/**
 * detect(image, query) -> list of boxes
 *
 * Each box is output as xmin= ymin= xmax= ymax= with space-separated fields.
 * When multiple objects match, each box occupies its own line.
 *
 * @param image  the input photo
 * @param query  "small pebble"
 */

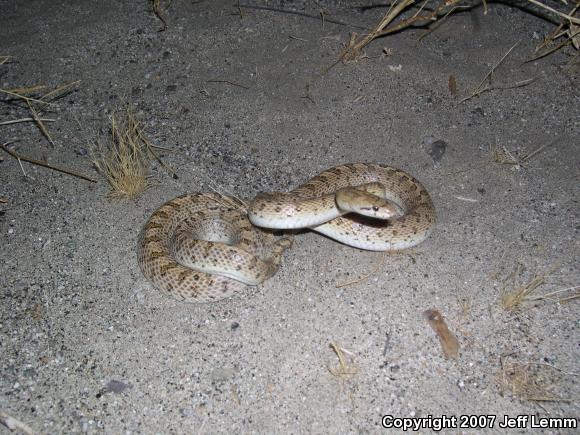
xmin=428 ymin=140 xmax=447 ymax=162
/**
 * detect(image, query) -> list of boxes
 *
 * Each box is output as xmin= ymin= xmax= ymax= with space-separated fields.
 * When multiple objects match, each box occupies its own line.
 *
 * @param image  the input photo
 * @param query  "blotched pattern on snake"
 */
xmin=138 ymin=163 xmax=436 ymax=303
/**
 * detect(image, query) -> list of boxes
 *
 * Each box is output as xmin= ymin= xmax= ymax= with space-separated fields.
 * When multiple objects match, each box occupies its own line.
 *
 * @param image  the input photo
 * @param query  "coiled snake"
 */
xmin=138 ymin=163 xmax=436 ymax=303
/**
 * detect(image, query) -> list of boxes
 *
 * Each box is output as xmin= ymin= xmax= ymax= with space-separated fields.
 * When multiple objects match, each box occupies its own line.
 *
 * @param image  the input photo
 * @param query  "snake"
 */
xmin=138 ymin=163 xmax=436 ymax=303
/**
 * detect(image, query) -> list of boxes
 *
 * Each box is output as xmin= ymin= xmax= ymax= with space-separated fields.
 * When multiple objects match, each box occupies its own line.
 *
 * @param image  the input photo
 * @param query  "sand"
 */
xmin=1 ymin=1 xmax=578 ymax=433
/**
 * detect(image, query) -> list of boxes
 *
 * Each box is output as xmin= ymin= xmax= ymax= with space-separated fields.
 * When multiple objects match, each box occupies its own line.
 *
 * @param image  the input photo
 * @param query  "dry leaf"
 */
xmin=424 ymin=308 xmax=459 ymax=359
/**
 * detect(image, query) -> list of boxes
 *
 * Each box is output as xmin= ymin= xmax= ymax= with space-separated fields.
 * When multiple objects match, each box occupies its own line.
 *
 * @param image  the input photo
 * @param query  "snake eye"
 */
xmin=372 ymin=206 xmax=379 ymax=212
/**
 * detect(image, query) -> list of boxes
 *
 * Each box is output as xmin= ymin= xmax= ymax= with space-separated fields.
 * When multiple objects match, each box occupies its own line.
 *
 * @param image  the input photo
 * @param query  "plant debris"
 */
xmin=498 ymin=357 xmax=577 ymax=403
xmin=424 ymin=308 xmax=460 ymax=359
xmin=0 ymin=80 xmax=80 ymax=147
xmin=0 ymin=141 xmax=96 ymax=183
xmin=92 ymin=109 xmax=153 ymax=198
xmin=328 ymin=342 xmax=358 ymax=377
xmin=500 ymin=260 xmax=567 ymax=310
xmin=339 ymin=1 xmax=578 ymax=64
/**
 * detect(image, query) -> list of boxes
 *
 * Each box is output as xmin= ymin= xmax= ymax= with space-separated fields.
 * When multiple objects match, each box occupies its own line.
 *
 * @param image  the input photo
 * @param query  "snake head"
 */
xmin=336 ymin=187 xmax=404 ymax=220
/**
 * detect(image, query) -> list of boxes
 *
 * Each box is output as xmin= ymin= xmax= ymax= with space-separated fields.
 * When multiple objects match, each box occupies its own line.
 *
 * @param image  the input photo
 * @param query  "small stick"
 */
xmin=0 ymin=410 xmax=36 ymax=435
xmin=237 ymin=3 xmax=368 ymax=30
xmin=0 ymin=88 xmax=50 ymax=105
xmin=207 ymin=79 xmax=250 ymax=89
xmin=453 ymin=196 xmax=478 ymax=202
xmin=0 ymin=142 xmax=96 ymax=183
xmin=335 ymin=251 xmax=386 ymax=288
xmin=26 ymin=99 xmax=56 ymax=147
xmin=328 ymin=342 xmax=357 ymax=376
xmin=527 ymin=286 xmax=580 ymax=302
xmin=289 ymin=35 xmax=308 ymax=42
xmin=526 ymin=0 xmax=580 ymax=25
xmin=524 ymin=28 xmax=580 ymax=64
xmin=146 ymin=143 xmax=178 ymax=179
xmin=416 ymin=5 xmax=466 ymax=44
xmin=38 ymin=80 xmax=81 ymax=112
xmin=475 ymin=40 xmax=520 ymax=89
xmin=130 ymin=118 xmax=178 ymax=179
xmin=460 ymin=40 xmax=521 ymax=103
xmin=17 ymin=156 xmax=29 ymax=178
xmin=0 ymin=118 xmax=55 ymax=125
xmin=461 ymin=78 xmax=536 ymax=102
xmin=151 ymin=0 xmax=168 ymax=31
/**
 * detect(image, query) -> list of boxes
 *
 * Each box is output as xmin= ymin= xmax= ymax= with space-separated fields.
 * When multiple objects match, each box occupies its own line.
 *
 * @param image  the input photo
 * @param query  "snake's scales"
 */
xmin=138 ymin=163 xmax=436 ymax=302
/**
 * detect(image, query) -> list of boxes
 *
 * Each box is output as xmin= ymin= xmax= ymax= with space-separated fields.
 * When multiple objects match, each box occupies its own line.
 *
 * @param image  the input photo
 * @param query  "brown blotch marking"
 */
xmin=177 ymin=269 xmax=190 ymax=285
xmin=148 ymin=250 xmax=165 ymax=260
xmin=165 ymin=201 xmax=181 ymax=210
xmin=145 ymin=221 xmax=164 ymax=231
xmin=143 ymin=235 xmax=163 ymax=245
xmin=239 ymin=238 xmax=252 ymax=250
xmin=193 ymin=273 xmax=200 ymax=281
xmin=155 ymin=210 xmax=169 ymax=220
xmin=160 ymin=263 xmax=179 ymax=274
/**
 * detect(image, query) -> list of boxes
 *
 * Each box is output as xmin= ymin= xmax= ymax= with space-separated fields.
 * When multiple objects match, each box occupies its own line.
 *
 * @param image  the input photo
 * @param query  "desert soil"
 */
xmin=0 ymin=0 xmax=578 ymax=434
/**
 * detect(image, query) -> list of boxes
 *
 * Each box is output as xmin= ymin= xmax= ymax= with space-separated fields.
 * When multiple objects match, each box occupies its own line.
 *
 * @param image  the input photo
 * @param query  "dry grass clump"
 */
xmin=489 ymin=139 xmax=557 ymax=169
xmin=500 ymin=258 xmax=579 ymax=310
xmin=92 ymin=109 xmax=151 ymax=198
xmin=501 ymin=264 xmax=555 ymax=310
xmin=497 ymin=358 xmax=575 ymax=403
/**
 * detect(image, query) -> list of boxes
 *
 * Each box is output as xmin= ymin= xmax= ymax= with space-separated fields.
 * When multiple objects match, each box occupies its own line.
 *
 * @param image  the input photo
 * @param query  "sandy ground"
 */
xmin=1 ymin=0 xmax=579 ymax=434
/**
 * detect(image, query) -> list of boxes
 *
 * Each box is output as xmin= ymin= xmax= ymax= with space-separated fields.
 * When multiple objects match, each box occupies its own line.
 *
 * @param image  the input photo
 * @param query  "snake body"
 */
xmin=137 ymin=193 xmax=292 ymax=302
xmin=138 ymin=163 xmax=436 ymax=303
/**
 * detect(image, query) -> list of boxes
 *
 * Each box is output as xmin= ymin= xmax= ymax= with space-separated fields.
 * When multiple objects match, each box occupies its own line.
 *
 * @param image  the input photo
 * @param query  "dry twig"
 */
xmin=0 ymin=410 xmax=35 ymax=435
xmin=151 ymin=0 xmax=168 ymax=31
xmin=0 ymin=81 xmax=80 ymax=147
xmin=237 ymin=3 xmax=367 ymax=29
xmin=335 ymin=252 xmax=386 ymax=288
xmin=0 ymin=118 xmax=55 ymax=126
xmin=0 ymin=142 xmax=96 ymax=183
xmin=328 ymin=342 xmax=358 ymax=377
xmin=460 ymin=41 xmax=536 ymax=103
xmin=207 ymin=79 xmax=250 ymax=89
